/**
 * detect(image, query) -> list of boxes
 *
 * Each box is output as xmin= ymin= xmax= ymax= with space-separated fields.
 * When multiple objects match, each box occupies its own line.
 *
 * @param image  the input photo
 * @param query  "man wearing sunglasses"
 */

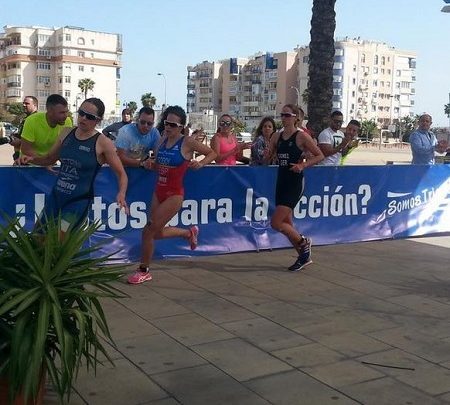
xmin=115 ymin=106 xmax=160 ymax=169
xmin=317 ymin=110 xmax=348 ymax=166
xmin=20 ymin=94 xmax=72 ymax=159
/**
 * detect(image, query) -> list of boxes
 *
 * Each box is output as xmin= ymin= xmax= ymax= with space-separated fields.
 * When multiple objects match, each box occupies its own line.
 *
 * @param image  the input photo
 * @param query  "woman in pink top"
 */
xmin=210 ymin=114 xmax=251 ymax=165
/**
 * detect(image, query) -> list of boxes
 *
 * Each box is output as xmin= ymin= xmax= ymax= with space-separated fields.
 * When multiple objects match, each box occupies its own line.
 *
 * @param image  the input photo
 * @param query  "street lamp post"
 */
xmin=289 ymin=86 xmax=301 ymax=106
xmin=157 ymin=73 xmax=167 ymax=110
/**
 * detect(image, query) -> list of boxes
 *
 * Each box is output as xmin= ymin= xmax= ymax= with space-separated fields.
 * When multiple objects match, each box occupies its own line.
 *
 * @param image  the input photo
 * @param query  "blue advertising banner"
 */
xmin=0 ymin=165 xmax=449 ymax=261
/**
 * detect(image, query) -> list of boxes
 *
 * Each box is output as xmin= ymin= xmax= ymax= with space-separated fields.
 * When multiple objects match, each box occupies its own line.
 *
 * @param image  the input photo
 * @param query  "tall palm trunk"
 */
xmin=307 ymin=0 xmax=336 ymax=134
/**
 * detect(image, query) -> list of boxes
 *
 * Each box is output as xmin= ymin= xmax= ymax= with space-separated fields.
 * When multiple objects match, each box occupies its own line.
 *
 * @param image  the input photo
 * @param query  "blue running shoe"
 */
xmin=288 ymin=238 xmax=312 ymax=272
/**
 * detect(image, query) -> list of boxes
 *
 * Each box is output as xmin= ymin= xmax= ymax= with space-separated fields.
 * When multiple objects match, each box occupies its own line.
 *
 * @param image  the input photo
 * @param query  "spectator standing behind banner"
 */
xmin=115 ymin=107 xmax=160 ymax=169
xmin=340 ymin=119 xmax=361 ymax=165
xmin=20 ymin=94 xmax=72 ymax=158
xmin=317 ymin=110 xmax=350 ymax=166
xmin=410 ymin=114 xmax=448 ymax=164
xmin=251 ymin=116 xmax=276 ymax=166
xmin=210 ymin=114 xmax=251 ymax=165
xmin=102 ymin=108 xmax=133 ymax=141
xmin=20 ymin=98 xmax=128 ymax=234
xmin=127 ymin=105 xmax=216 ymax=285
xmin=268 ymin=104 xmax=324 ymax=272
xmin=11 ymin=96 xmax=39 ymax=163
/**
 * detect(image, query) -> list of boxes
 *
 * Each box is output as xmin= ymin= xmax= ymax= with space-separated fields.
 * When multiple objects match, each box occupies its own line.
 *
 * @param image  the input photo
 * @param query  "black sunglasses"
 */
xmin=139 ymin=119 xmax=154 ymax=126
xmin=164 ymin=120 xmax=183 ymax=128
xmin=280 ymin=113 xmax=296 ymax=118
xmin=78 ymin=109 xmax=99 ymax=121
xmin=219 ymin=121 xmax=232 ymax=127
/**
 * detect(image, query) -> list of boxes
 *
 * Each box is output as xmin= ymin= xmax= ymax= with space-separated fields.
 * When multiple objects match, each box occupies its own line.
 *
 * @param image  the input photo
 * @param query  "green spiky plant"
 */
xmin=0 ymin=216 xmax=128 ymax=404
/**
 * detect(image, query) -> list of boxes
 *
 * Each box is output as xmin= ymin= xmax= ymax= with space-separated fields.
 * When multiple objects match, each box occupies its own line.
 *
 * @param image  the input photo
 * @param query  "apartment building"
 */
xmin=0 ymin=25 xmax=122 ymax=118
xmin=297 ymin=38 xmax=417 ymax=128
xmin=186 ymin=60 xmax=222 ymax=114
xmin=188 ymin=52 xmax=297 ymax=129
xmin=188 ymin=39 xmax=416 ymax=131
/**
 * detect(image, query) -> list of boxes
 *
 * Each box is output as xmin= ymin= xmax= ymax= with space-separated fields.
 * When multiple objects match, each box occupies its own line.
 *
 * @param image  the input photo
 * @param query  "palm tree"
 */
xmin=360 ymin=119 xmax=377 ymax=141
xmin=126 ymin=101 xmax=138 ymax=115
xmin=78 ymin=78 xmax=95 ymax=99
xmin=444 ymin=103 xmax=450 ymax=120
xmin=307 ymin=0 xmax=337 ymax=135
xmin=141 ymin=93 xmax=156 ymax=108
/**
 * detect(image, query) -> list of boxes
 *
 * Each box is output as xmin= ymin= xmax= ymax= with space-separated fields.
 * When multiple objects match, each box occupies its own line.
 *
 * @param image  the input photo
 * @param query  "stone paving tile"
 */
xmin=106 ymin=306 xmax=161 ymax=342
xmin=180 ymin=295 xmax=258 ymax=324
xmin=309 ymin=307 xmax=399 ymax=333
xmin=191 ymin=338 xmax=292 ymax=381
xmin=358 ymin=349 xmax=450 ymax=395
xmin=272 ymin=342 xmax=347 ymax=368
xmin=387 ymin=294 xmax=450 ymax=318
xmin=120 ymin=295 xmax=191 ymax=320
xmin=302 ymin=359 xmax=384 ymax=387
xmin=313 ymin=330 xmax=392 ymax=357
xmin=245 ymin=369 xmax=359 ymax=404
xmin=73 ymin=358 xmax=167 ymax=405
xmin=293 ymin=319 xmax=354 ymax=339
xmin=221 ymin=317 xmax=312 ymax=351
xmin=141 ymin=398 xmax=181 ymax=405
xmin=241 ymin=299 xmax=329 ymax=329
xmin=150 ymin=313 xmax=234 ymax=346
xmin=369 ymin=327 xmax=450 ymax=363
xmin=152 ymin=364 xmax=269 ymax=405
xmin=377 ymin=311 xmax=450 ymax=339
xmin=115 ymin=333 xmax=207 ymax=375
xmin=340 ymin=376 xmax=443 ymax=405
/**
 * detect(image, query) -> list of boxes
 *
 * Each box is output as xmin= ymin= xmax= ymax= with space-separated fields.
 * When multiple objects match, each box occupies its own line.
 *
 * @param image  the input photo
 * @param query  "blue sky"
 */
xmin=2 ymin=0 xmax=450 ymax=126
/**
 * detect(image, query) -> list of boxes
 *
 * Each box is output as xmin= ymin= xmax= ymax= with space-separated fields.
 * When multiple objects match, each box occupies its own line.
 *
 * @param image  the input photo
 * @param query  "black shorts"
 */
xmin=275 ymin=171 xmax=305 ymax=209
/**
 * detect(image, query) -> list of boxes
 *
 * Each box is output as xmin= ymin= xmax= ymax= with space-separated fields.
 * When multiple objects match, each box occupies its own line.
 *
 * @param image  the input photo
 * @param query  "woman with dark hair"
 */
xmin=21 ymin=97 xmax=129 ymax=233
xmin=269 ymin=104 xmax=324 ymax=272
xmin=251 ymin=116 xmax=276 ymax=165
xmin=210 ymin=114 xmax=251 ymax=165
xmin=128 ymin=105 xmax=216 ymax=284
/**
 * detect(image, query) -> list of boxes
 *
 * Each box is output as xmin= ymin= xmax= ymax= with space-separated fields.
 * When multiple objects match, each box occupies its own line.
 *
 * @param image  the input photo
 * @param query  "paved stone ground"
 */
xmin=41 ymin=235 xmax=450 ymax=404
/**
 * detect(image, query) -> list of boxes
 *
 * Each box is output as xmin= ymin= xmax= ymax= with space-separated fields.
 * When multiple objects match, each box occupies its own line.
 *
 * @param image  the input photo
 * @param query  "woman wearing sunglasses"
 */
xmin=21 ymin=98 xmax=129 ymax=233
xmin=210 ymin=114 xmax=251 ymax=165
xmin=128 ymin=105 xmax=216 ymax=285
xmin=268 ymin=104 xmax=324 ymax=272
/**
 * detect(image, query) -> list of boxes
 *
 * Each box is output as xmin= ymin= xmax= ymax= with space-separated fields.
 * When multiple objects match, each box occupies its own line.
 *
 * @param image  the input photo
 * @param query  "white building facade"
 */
xmin=0 ymin=25 xmax=122 ymax=118
xmin=297 ymin=38 xmax=417 ymax=128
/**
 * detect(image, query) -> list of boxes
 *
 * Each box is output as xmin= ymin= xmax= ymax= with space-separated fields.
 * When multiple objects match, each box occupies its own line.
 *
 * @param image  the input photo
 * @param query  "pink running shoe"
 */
xmin=127 ymin=267 xmax=152 ymax=284
xmin=188 ymin=226 xmax=199 ymax=250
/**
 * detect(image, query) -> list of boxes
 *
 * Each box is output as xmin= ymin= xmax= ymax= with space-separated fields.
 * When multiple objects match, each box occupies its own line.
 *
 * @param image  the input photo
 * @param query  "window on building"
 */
xmin=90 ymin=67 xmax=94 ymax=73
xmin=79 ymin=65 xmax=84 ymax=72
xmin=352 ymin=91 xmax=356 ymax=97
xmin=37 ymin=76 xmax=50 ymax=84
xmin=58 ymin=34 xmax=63 ymax=42
xmin=65 ymin=49 xmax=70 ymax=55
xmin=90 ymin=52 xmax=94 ymax=58
xmin=373 ymin=67 xmax=378 ymax=74
xmin=374 ymin=55 xmax=379 ymax=64
xmin=381 ymin=68 xmax=385 ymax=74
xmin=333 ymin=75 xmax=342 ymax=82
xmin=353 ymin=65 xmax=357 ymax=72
xmin=361 ymin=53 xmax=366 ymax=63
xmin=65 ymin=34 xmax=71 ymax=41
xmin=65 ymin=76 xmax=71 ymax=83
xmin=352 ymin=78 xmax=356 ymax=85
xmin=335 ymin=48 xmax=344 ymax=56
xmin=65 ymin=90 xmax=71 ymax=98
xmin=396 ymin=70 xmax=401 ymax=77
xmin=37 ymin=62 xmax=51 ymax=70
xmin=78 ymin=51 xmax=85 ymax=58
xmin=78 ymin=37 xmax=85 ymax=45
xmin=91 ymin=39 xmax=95 ymax=45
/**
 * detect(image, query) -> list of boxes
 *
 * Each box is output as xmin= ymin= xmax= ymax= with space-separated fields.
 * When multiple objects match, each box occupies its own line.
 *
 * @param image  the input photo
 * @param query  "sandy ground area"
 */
xmin=0 ymin=141 xmax=413 ymax=166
